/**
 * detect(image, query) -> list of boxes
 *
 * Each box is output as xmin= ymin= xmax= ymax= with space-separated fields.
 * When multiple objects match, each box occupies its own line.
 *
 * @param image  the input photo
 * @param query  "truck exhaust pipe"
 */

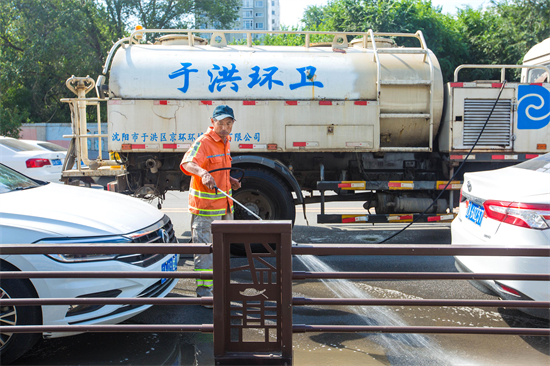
xmin=145 ymin=159 xmax=162 ymax=174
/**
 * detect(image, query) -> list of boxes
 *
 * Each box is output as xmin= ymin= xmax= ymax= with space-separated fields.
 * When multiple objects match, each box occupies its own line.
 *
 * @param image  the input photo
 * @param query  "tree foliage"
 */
xmin=0 ymin=0 xmax=239 ymax=129
xmin=456 ymin=0 xmax=550 ymax=80
xmin=296 ymin=0 xmax=549 ymax=82
xmin=0 ymin=0 xmax=115 ymax=125
xmin=102 ymin=0 xmax=240 ymax=39
xmin=299 ymin=0 xmax=468 ymax=82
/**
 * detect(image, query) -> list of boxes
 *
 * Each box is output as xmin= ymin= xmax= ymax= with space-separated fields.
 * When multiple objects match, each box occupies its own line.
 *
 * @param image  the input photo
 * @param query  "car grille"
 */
xmin=116 ymin=215 xmax=177 ymax=267
xmin=68 ymin=279 xmax=175 ymax=325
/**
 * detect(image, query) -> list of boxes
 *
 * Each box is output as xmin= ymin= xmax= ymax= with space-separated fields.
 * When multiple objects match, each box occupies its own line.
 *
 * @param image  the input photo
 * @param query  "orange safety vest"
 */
xmin=180 ymin=126 xmax=234 ymax=216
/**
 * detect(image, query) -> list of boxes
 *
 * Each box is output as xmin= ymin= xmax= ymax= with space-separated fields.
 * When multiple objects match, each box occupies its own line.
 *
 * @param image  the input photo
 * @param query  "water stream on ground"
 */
xmin=297 ymin=254 xmax=472 ymax=366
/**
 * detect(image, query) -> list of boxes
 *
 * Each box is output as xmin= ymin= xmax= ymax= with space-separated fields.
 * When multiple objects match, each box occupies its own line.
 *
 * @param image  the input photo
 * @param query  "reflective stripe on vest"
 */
xmin=183 ymin=141 xmax=201 ymax=163
xmin=189 ymin=188 xmax=232 ymax=200
xmin=189 ymin=206 xmax=228 ymax=216
xmin=195 ymin=268 xmax=213 ymax=287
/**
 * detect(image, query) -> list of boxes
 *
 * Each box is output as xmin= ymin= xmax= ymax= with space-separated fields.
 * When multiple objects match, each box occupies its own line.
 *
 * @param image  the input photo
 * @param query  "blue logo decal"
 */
xmin=517 ymin=85 xmax=550 ymax=130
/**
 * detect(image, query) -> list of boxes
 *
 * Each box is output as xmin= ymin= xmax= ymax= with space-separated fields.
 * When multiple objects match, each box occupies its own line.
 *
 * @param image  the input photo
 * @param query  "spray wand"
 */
xmin=208 ymin=167 xmax=263 ymax=220
xmin=213 ymin=184 xmax=263 ymax=221
xmin=208 ymin=167 xmax=299 ymax=245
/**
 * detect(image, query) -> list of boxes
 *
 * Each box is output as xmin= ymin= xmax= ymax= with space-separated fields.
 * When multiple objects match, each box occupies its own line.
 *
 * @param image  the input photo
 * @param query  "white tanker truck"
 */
xmin=61 ymin=29 xmax=550 ymax=224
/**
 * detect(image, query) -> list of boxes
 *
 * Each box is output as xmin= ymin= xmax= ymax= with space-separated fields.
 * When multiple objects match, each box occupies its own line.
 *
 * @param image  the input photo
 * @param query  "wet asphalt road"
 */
xmin=14 ymin=192 xmax=550 ymax=366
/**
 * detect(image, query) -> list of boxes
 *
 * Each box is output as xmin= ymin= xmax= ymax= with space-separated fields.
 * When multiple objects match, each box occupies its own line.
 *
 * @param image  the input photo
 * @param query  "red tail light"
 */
xmin=483 ymin=200 xmax=550 ymax=230
xmin=26 ymin=158 xmax=52 ymax=168
xmin=497 ymin=283 xmax=521 ymax=297
xmin=459 ymin=188 xmax=466 ymax=203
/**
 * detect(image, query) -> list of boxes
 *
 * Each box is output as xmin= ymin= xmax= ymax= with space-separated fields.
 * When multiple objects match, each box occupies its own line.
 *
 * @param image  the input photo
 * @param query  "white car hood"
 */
xmin=0 ymin=183 xmax=164 ymax=243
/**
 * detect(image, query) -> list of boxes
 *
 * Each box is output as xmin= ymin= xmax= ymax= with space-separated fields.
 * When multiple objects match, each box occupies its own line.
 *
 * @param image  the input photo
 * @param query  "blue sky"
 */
xmin=279 ymin=0 xmax=490 ymax=26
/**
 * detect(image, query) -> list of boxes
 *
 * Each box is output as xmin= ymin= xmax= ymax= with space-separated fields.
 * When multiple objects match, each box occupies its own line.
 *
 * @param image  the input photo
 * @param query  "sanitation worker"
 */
xmin=180 ymin=105 xmax=241 ymax=303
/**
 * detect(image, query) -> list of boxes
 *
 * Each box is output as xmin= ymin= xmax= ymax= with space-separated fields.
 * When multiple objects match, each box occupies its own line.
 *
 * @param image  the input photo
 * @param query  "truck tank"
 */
xmin=108 ymin=35 xmax=444 ymax=148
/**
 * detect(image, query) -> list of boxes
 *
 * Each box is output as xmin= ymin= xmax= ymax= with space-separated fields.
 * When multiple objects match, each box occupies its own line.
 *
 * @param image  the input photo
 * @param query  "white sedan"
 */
xmin=0 ymin=136 xmax=64 ymax=183
xmin=0 ymin=164 xmax=179 ymax=363
xmin=452 ymin=153 xmax=550 ymax=318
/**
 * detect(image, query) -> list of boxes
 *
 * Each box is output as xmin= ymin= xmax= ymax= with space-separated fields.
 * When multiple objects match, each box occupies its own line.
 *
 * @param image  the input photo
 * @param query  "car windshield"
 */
xmin=0 ymin=139 xmax=43 ymax=152
xmin=37 ymin=142 xmax=67 ymax=152
xmin=0 ymin=164 xmax=42 ymax=193
xmin=514 ymin=153 xmax=550 ymax=174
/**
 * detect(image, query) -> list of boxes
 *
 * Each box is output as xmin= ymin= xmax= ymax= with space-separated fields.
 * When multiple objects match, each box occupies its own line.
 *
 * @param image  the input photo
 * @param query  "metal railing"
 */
xmin=454 ymin=64 xmax=550 ymax=82
xmin=0 ymin=244 xmax=214 ymax=335
xmin=99 ymin=28 xmax=429 ymax=75
xmin=1 ymin=222 xmax=549 ymax=365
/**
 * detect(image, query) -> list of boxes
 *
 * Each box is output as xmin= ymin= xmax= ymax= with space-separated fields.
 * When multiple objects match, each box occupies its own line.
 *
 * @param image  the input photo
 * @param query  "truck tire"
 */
xmin=231 ymin=168 xmax=295 ymax=255
xmin=0 ymin=273 xmax=41 ymax=364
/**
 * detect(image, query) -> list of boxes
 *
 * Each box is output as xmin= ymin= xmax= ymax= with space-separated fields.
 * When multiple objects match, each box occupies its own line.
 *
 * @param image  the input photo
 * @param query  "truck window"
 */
xmin=527 ymin=64 xmax=550 ymax=83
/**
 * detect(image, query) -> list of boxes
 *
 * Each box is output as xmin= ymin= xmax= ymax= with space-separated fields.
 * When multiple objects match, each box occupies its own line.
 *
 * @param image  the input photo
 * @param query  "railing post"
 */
xmin=213 ymin=220 xmax=293 ymax=365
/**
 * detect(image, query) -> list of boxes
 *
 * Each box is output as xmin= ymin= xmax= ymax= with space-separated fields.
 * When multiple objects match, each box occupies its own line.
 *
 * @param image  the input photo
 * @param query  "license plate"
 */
xmin=161 ymin=254 xmax=178 ymax=284
xmin=52 ymin=159 xmax=62 ymax=166
xmin=465 ymin=201 xmax=484 ymax=226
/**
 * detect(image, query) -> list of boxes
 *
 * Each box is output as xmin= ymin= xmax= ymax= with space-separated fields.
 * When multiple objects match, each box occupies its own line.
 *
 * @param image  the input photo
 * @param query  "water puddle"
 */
xmin=297 ymin=255 xmax=472 ymax=366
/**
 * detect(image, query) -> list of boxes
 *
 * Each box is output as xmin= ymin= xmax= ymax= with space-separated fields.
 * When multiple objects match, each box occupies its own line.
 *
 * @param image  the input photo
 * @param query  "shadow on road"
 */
xmin=292 ymin=223 xmax=451 ymax=244
xmin=498 ymin=307 xmax=550 ymax=355
xmin=13 ymin=331 xmax=195 ymax=366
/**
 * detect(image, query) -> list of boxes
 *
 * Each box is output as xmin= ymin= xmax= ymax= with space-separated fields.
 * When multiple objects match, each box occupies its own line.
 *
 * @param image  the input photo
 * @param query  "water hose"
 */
xmin=378 ymin=81 xmax=509 ymax=244
xmin=208 ymin=167 xmax=262 ymax=220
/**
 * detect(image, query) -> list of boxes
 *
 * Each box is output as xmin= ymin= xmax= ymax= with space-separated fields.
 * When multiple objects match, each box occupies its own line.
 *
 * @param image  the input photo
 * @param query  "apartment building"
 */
xmin=197 ymin=0 xmax=280 ymax=43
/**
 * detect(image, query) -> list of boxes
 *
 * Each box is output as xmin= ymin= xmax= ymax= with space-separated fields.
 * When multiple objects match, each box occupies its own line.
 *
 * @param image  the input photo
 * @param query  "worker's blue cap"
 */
xmin=212 ymin=105 xmax=235 ymax=121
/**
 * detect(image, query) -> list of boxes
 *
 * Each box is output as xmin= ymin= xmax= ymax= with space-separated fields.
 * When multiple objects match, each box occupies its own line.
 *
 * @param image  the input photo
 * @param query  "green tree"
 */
xmin=0 ymin=0 xmax=240 ymax=133
xmin=0 ymin=0 xmax=114 ymax=124
xmin=299 ymin=0 xmax=468 ymax=82
xmin=456 ymin=0 xmax=550 ymax=81
xmin=102 ymin=0 xmax=240 ymax=37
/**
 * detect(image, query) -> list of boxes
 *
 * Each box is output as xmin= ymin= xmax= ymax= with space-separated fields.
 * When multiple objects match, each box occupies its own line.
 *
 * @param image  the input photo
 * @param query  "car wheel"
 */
xmin=231 ymin=169 xmax=295 ymax=256
xmin=0 ymin=274 xmax=41 ymax=364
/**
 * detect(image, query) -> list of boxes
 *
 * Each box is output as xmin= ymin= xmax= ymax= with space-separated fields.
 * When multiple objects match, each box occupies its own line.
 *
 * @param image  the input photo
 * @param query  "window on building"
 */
xmin=272 ymin=10 xmax=275 ymax=15
xmin=255 ymin=12 xmax=263 ymax=17
xmin=272 ymin=1 xmax=275 ymax=6
xmin=244 ymin=20 xmax=253 ymax=29
xmin=272 ymin=19 xmax=275 ymax=24
xmin=243 ymin=0 xmax=253 ymax=7
xmin=255 ymin=22 xmax=264 ymax=29
xmin=255 ymin=1 xmax=264 ymax=7
xmin=243 ymin=10 xmax=252 ymax=18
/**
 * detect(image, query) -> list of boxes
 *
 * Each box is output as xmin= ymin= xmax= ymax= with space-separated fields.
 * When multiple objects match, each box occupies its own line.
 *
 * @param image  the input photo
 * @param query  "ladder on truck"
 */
xmin=368 ymin=29 xmax=436 ymax=152
xmin=60 ymin=76 xmax=125 ymax=187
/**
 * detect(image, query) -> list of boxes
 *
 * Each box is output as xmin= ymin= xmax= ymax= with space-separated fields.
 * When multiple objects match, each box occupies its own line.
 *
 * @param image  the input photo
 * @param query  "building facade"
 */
xmin=198 ymin=0 xmax=280 ymax=43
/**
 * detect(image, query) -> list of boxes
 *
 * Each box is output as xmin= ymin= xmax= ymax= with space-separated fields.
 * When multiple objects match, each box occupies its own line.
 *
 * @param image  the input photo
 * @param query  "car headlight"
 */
xmin=36 ymin=236 xmax=131 ymax=263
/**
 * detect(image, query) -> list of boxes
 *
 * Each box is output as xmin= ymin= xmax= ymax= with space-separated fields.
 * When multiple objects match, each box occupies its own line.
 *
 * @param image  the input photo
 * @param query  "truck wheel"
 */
xmin=0 ymin=277 xmax=41 ymax=364
xmin=231 ymin=169 xmax=295 ymax=255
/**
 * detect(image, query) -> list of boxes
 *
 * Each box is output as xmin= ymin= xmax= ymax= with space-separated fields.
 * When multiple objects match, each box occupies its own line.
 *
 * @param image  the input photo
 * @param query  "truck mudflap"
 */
xmin=318 ymin=213 xmax=456 ymax=224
